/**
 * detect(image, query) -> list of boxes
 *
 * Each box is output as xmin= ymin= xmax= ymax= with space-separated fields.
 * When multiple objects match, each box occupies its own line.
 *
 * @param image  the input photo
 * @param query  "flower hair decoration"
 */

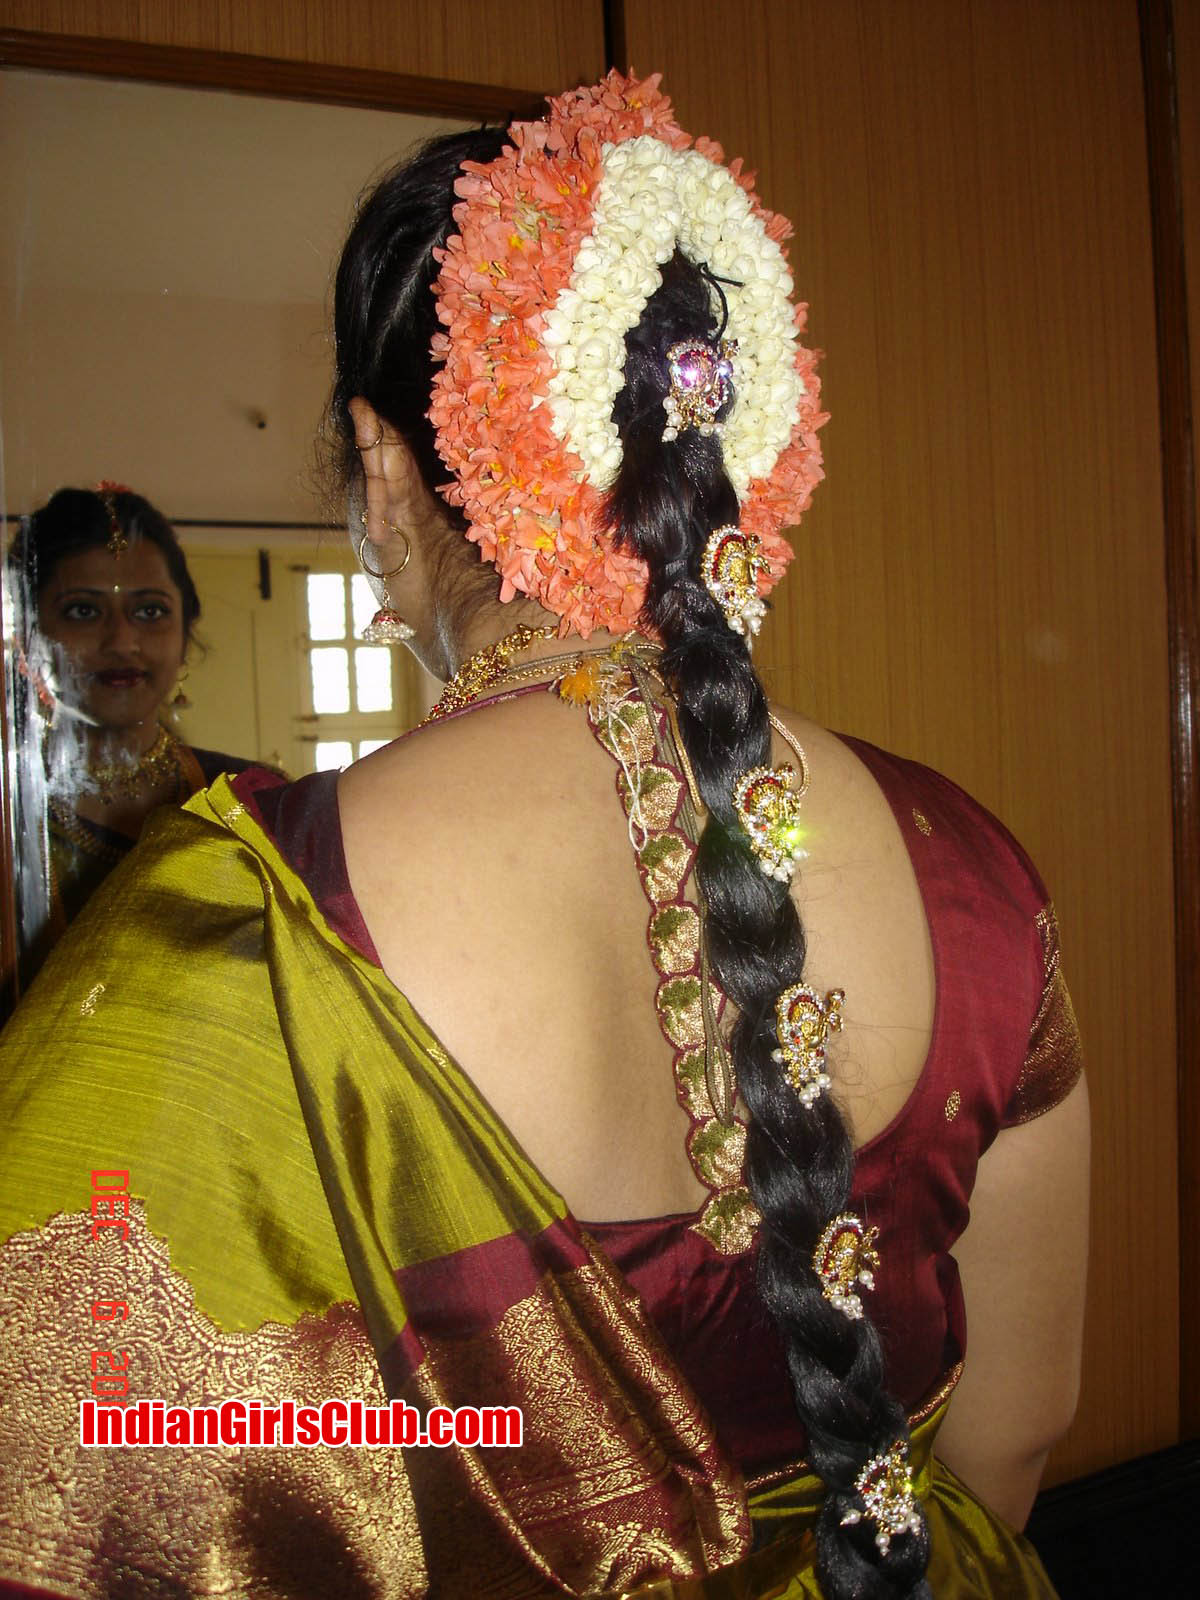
xmin=429 ymin=71 xmax=827 ymax=637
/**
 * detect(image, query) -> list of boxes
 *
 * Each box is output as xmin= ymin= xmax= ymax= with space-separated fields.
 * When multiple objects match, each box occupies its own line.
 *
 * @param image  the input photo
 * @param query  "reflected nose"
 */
xmin=101 ymin=611 xmax=141 ymax=657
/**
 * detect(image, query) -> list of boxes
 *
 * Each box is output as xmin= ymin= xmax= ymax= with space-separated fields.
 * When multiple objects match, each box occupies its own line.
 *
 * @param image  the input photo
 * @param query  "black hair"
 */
xmin=11 ymin=487 xmax=201 ymax=643
xmin=328 ymin=129 xmax=511 ymax=627
xmin=331 ymin=132 xmax=932 ymax=1599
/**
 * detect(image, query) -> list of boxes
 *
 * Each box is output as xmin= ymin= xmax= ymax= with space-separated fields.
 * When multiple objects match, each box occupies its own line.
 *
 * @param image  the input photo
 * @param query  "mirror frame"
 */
xmin=0 ymin=27 xmax=548 ymax=119
xmin=0 ymin=24 xmax=548 ymax=1006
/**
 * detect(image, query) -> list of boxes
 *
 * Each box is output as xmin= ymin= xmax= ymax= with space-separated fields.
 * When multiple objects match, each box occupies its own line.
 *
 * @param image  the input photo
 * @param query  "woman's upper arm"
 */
xmin=935 ymin=1072 xmax=1090 ymax=1522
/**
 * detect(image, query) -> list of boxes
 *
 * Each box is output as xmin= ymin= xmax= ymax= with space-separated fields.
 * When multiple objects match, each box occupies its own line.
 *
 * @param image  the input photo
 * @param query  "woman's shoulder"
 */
xmin=777 ymin=710 xmax=1051 ymax=919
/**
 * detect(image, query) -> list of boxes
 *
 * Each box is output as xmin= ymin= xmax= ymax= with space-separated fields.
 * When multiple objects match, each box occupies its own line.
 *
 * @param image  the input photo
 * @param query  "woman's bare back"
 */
xmin=338 ymin=688 xmax=934 ymax=1222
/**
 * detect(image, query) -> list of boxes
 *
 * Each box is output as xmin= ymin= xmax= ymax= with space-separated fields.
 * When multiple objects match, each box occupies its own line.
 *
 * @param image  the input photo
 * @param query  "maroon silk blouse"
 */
xmin=233 ymin=734 xmax=1081 ymax=1480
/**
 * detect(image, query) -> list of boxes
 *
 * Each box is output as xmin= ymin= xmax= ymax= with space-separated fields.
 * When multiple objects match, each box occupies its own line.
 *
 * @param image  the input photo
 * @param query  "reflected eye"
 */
xmin=133 ymin=602 xmax=173 ymax=623
xmin=59 ymin=601 xmax=101 ymax=623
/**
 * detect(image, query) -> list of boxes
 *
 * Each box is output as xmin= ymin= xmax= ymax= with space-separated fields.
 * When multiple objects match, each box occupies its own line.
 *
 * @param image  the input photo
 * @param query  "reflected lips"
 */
xmin=95 ymin=669 xmax=148 ymax=688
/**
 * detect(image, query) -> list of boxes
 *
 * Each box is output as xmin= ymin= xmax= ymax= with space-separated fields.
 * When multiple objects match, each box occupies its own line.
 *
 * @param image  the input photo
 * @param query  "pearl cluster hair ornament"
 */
xmin=840 ymin=1440 xmax=924 ymax=1556
xmin=733 ymin=763 xmax=808 ymax=881
xmin=702 ymin=525 xmax=768 ymax=637
xmin=773 ymin=983 xmax=844 ymax=1108
xmin=428 ymin=71 xmax=827 ymax=637
xmin=813 ymin=1213 xmax=880 ymax=1319
xmin=662 ymin=339 xmax=736 ymax=441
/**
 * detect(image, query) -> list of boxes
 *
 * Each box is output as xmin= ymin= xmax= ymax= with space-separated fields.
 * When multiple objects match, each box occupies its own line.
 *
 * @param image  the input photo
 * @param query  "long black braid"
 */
xmin=608 ymin=251 xmax=932 ymax=1599
xmin=332 ymin=134 xmax=932 ymax=1600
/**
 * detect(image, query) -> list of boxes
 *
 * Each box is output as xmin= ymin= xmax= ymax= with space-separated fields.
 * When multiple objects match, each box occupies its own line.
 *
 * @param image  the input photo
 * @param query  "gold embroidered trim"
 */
xmin=0 ymin=1204 xmax=426 ymax=1598
xmin=407 ymin=1248 xmax=749 ymax=1592
xmin=1009 ymin=905 xmax=1084 ymax=1125
xmin=585 ymin=678 xmax=760 ymax=1255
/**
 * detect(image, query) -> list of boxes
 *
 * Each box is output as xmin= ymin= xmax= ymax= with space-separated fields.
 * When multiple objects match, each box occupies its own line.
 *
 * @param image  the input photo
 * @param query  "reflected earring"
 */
xmin=169 ymin=665 xmax=192 ymax=721
xmin=357 ymin=523 xmax=415 ymax=643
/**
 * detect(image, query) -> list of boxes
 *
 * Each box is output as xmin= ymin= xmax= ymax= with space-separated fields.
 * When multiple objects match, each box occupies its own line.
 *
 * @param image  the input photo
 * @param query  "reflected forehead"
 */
xmin=43 ymin=542 xmax=179 ymax=599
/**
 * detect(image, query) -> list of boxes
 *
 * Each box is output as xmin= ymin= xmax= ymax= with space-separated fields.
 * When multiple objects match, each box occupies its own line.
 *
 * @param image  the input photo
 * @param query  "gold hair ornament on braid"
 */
xmin=813 ymin=1213 xmax=880 ymax=1320
xmin=772 ymin=983 xmax=845 ymax=1108
xmin=840 ymin=1440 xmax=924 ymax=1556
xmin=701 ymin=524 xmax=767 ymax=638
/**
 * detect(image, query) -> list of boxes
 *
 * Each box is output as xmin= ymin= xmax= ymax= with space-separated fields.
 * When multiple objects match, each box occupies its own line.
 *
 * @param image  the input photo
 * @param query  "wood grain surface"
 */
xmin=0 ymin=0 xmax=604 ymax=92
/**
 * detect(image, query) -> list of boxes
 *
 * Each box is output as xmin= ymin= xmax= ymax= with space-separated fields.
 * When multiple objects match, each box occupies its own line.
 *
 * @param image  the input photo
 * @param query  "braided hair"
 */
xmin=331 ymin=132 xmax=932 ymax=1600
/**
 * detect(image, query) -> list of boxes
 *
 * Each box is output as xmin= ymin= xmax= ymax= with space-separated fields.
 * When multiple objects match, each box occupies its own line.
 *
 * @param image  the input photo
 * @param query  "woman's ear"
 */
xmin=347 ymin=396 xmax=422 ymax=555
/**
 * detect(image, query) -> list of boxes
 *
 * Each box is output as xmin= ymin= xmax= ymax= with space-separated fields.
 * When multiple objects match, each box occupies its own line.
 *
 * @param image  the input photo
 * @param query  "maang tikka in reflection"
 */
xmin=357 ymin=522 xmax=415 ymax=643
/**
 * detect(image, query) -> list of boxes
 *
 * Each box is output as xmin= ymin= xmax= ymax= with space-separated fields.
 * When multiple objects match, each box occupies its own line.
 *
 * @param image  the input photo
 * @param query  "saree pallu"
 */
xmin=0 ymin=779 xmax=1057 ymax=1597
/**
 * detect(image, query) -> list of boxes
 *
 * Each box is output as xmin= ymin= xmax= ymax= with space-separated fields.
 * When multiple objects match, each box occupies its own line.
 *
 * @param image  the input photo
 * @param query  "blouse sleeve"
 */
xmin=1002 ymin=905 xmax=1084 ymax=1127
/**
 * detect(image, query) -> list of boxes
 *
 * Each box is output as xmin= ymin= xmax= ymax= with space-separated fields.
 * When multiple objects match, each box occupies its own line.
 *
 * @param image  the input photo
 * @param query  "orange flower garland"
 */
xmin=428 ymin=70 xmax=827 ymax=638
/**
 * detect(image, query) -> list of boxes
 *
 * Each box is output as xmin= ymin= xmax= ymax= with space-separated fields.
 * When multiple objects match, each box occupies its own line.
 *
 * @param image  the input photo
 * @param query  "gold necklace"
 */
xmin=421 ymin=624 xmax=558 ymax=723
xmin=87 ymin=725 xmax=184 ymax=804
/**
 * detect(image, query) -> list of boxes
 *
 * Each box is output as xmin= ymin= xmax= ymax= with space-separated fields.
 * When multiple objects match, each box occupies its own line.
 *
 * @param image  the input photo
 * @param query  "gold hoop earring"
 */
xmin=357 ymin=517 xmax=412 ymax=574
xmin=356 ymin=530 xmax=414 ymax=643
xmin=355 ymin=425 xmax=384 ymax=450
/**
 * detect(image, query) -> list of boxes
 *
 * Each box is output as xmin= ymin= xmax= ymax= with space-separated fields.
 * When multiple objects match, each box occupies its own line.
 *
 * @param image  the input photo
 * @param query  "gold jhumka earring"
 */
xmin=357 ymin=520 xmax=415 ymax=643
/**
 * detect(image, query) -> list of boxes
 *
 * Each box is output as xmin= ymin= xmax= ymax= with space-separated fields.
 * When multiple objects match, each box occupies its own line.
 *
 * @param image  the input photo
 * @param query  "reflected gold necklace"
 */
xmin=87 ymin=725 xmax=184 ymax=804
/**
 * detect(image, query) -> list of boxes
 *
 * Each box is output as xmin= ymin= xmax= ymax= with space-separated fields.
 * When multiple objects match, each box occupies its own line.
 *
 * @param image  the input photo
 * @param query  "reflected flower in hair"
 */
xmin=429 ymin=71 xmax=827 ymax=637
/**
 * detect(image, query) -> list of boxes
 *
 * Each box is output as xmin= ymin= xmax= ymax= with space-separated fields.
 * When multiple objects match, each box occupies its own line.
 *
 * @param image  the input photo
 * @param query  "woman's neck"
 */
xmin=86 ymin=720 xmax=165 ymax=767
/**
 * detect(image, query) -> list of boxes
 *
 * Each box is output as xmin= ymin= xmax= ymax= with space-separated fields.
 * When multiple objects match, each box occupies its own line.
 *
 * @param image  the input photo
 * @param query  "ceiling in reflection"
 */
xmin=1 ymin=71 xmax=469 ymax=526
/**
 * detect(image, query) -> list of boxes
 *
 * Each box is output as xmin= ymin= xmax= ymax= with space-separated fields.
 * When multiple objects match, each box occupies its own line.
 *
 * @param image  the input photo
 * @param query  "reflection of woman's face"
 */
xmin=38 ymin=543 xmax=187 ymax=735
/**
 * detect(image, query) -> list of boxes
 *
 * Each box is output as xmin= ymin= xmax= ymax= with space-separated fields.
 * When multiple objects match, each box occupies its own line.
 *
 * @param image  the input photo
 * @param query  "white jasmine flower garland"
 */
xmin=540 ymin=136 xmax=806 ymax=497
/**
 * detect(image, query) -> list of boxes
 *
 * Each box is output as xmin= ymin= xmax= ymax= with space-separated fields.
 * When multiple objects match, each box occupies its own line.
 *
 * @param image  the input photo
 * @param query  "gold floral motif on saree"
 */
xmin=0 ymin=1204 xmax=426 ymax=1599
xmin=402 ymin=1241 xmax=749 ymax=1597
xmin=584 ymin=678 xmax=760 ymax=1256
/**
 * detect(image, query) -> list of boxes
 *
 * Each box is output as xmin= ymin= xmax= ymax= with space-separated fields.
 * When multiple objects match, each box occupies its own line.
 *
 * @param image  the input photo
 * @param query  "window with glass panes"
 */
xmin=302 ymin=570 xmax=418 ymax=771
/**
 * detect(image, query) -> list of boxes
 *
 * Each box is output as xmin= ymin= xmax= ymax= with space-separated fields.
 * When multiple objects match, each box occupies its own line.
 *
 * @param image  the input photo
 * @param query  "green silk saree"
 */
xmin=0 ymin=777 xmax=1057 ymax=1597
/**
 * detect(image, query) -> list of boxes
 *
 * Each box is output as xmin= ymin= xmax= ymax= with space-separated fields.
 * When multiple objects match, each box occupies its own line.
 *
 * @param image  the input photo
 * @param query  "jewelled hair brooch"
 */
xmin=663 ymin=338 xmax=736 ymax=441
xmin=813 ymin=1212 xmax=880 ymax=1319
xmin=733 ymin=762 xmax=808 ymax=881
xmin=773 ymin=983 xmax=844 ymax=1108
xmin=840 ymin=1440 xmax=923 ymax=1555
xmin=702 ymin=525 xmax=767 ymax=638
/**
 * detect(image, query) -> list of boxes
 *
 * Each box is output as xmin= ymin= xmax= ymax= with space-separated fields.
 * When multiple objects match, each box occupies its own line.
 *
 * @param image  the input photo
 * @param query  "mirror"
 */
xmin=1 ymin=67 xmax=472 ymax=997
